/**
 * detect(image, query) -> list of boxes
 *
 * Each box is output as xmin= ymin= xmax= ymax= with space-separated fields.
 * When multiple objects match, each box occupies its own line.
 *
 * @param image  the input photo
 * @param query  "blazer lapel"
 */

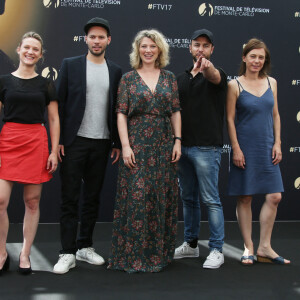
xmin=80 ymin=55 xmax=87 ymax=105
xmin=106 ymin=58 xmax=114 ymax=104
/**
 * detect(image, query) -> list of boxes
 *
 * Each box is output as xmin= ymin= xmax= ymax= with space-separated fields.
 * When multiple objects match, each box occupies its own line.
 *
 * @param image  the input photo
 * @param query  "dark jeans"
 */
xmin=59 ymin=136 xmax=110 ymax=254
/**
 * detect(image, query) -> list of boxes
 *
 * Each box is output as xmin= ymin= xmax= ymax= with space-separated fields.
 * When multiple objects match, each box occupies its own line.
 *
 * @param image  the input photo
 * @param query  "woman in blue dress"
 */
xmin=226 ymin=38 xmax=290 ymax=265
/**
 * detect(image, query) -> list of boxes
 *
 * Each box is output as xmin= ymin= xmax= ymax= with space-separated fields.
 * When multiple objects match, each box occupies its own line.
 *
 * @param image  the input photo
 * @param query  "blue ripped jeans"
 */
xmin=178 ymin=146 xmax=224 ymax=252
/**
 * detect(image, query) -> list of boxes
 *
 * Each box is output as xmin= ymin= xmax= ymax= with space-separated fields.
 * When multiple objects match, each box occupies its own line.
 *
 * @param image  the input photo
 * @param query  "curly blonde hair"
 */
xmin=129 ymin=29 xmax=169 ymax=69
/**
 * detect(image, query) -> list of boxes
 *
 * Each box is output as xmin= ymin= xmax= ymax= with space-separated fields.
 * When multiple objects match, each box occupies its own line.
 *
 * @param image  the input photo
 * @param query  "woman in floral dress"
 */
xmin=108 ymin=29 xmax=181 ymax=273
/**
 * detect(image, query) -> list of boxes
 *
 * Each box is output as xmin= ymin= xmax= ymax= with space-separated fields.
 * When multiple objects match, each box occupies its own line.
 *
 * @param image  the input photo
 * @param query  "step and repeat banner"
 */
xmin=0 ymin=0 xmax=299 ymax=222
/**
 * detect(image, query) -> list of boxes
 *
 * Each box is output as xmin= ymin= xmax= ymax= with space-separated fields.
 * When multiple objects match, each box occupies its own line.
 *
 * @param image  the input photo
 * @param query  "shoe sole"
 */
xmin=53 ymin=262 xmax=76 ymax=274
xmin=174 ymin=251 xmax=200 ymax=259
xmin=76 ymin=256 xmax=105 ymax=265
xmin=174 ymin=254 xmax=200 ymax=260
xmin=203 ymin=261 xmax=224 ymax=269
xmin=256 ymin=255 xmax=290 ymax=265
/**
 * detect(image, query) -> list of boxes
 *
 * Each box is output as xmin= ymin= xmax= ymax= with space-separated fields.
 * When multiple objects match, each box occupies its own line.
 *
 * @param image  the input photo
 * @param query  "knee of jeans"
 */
xmin=202 ymin=196 xmax=222 ymax=208
xmin=182 ymin=196 xmax=199 ymax=208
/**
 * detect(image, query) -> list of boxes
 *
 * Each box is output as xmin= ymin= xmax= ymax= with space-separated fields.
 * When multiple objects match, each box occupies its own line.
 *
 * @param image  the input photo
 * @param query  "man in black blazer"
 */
xmin=53 ymin=17 xmax=122 ymax=274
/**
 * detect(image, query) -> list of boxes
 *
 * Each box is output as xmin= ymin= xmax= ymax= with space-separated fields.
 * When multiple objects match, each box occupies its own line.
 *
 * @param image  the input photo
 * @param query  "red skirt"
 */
xmin=0 ymin=122 xmax=52 ymax=184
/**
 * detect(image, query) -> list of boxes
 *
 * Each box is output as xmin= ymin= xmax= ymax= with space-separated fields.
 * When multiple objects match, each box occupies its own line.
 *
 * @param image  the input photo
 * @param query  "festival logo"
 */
xmin=43 ymin=0 xmax=60 ymax=8
xmin=198 ymin=3 xmax=270 ymax=17
xmin=42 ymin=67 xmax=58 ymax=81
xmin=294 ymin=177 xmax=300 ymax=189
xmin=198 ymin=3 xmax=214 ymax=16
xmin=44 ymin=0 xmax=120 ymax=9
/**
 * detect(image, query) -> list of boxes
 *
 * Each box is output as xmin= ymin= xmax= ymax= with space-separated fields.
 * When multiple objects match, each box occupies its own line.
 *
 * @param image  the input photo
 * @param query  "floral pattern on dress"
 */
xmin=107 ymin=69 xmax=180 ymax=273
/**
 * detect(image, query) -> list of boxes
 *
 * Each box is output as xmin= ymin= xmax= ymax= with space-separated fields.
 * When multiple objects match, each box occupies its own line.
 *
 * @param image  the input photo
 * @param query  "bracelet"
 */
xmin=174 ymin=137 xmax=182 ymax=141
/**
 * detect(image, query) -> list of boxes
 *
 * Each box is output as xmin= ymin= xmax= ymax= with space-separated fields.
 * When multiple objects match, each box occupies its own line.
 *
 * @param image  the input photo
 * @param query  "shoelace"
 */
xmin=179 ymin=242 xmax=189 ymax=253
xmin=86 ymin=247 xmax=95 ymax=254
xmin=59 ymin=254 xmax=73 ymax=262
xmin=208 ymin=250 xmax=219 ymax=259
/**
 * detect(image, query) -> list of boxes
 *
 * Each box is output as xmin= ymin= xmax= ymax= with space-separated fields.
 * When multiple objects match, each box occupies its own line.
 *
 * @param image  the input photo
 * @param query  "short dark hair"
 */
xmin=239 ymin=38 xmax=271 ymax=77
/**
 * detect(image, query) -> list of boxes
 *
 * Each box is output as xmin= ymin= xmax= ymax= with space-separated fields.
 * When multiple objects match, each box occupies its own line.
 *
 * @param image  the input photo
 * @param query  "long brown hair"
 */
xmin=239 ymin=38 xmax=271 ymax=77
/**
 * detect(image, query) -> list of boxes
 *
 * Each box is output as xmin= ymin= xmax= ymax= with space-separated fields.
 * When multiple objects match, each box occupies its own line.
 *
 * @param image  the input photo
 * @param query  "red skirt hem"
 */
xmin=0 ymin=122 xmax=52 ymax=184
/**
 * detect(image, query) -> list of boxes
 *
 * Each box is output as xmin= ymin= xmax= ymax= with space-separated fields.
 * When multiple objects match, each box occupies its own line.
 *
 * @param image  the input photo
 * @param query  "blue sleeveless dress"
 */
xmin=228 ymin=78 xmax=284 ymax=196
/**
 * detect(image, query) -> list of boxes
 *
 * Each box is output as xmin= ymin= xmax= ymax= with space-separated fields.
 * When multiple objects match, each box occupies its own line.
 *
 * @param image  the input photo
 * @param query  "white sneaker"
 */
xmin=53 ymin=254 xmax=76 ymax=274
xmin=203 ymin=249 xmax=224 ymax=269
xmin=76 ymin=247 xmax=105 ymax=265
xmin=174 ymin=242 xmax=200 ymax=259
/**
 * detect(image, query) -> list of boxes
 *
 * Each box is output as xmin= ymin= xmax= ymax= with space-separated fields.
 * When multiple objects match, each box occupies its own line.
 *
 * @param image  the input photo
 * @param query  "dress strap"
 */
xmin=266 ymin=76 xmax=271 ymax=88
xmin=235 ymin=79 xmax=244 ymax=93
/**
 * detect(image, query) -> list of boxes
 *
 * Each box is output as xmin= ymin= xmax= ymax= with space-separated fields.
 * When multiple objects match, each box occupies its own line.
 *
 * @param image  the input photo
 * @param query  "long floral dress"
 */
xmin=107 ymin=69 xmax=180 ymax=273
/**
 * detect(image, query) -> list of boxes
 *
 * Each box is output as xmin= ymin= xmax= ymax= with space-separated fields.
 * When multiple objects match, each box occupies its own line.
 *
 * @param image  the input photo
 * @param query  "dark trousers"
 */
xmin=59 ymin=136 xmax=110 ymax=254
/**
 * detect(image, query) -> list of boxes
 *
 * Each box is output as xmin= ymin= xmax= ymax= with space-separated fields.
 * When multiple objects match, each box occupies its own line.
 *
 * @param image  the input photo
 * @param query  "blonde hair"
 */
xmin=18 ymin=31 xmax=45 ymax=55
xmin=129 ymin=29 xmax=169 ymax=69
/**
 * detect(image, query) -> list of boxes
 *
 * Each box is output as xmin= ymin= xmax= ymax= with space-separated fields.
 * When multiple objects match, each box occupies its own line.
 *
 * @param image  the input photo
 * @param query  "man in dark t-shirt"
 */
xmin=174 ymin=29 xmax=227 ymax=269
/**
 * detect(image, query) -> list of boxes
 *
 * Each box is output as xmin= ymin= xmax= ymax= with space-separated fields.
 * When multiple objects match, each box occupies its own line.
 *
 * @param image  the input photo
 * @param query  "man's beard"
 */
xmin=88 ymin=45 xmax=107 ymax=57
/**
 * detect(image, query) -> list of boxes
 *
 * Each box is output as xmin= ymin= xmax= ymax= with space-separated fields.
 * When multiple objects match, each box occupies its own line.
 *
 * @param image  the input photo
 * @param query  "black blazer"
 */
xmin=56 ymin=54 xmax=122 ymax=148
